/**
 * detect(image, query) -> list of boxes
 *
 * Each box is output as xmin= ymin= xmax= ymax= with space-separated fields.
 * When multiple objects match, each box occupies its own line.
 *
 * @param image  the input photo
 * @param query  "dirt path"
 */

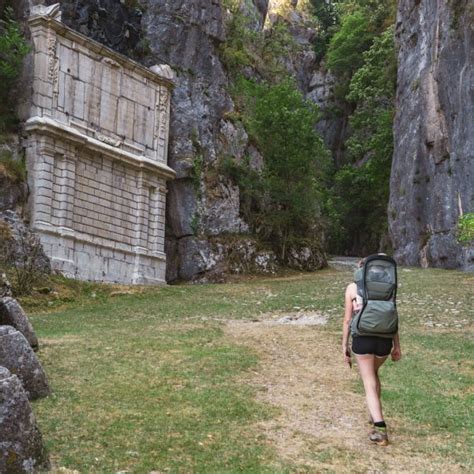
xmin=224 ymin=317 xmax=465 ymax=473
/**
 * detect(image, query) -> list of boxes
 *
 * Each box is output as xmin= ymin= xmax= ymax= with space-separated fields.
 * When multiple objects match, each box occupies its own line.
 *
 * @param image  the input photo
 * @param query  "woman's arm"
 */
xmin=342 ymin=284 xmax=354 ymax=365
xmin=391 ymin=332 xmax=402 ymax=361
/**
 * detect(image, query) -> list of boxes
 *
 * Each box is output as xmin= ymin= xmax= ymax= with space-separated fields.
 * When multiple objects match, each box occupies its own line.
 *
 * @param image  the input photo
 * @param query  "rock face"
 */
xmin=177 ymin=236 xmax=278 ymax=282
xmin=140 ymin=0 xmax=257 ymax=280
xmin=389 ymin=1 xmax=474 ymax=270
xmin=0 ymin=366 xmax=49 ymax=473
xmin=44 ymin=0 xmax=143 ymax=57
xmin=0 ymin=326 xmax=50 ymax=400
xmin=0 ymin=140 xmax=27 ymax=213
xmin=0 ymin=297 xmax=39 ymax=351
xmin=0 ymin=210 xmax=51 ymax=277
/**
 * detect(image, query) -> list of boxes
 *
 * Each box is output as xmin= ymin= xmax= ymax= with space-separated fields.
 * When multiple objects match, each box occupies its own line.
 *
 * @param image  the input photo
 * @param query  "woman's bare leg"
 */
xmin=356 ymin=354 xmax=388 ymax=422
xmin=374 ymin=355 xmax=387 ymax=399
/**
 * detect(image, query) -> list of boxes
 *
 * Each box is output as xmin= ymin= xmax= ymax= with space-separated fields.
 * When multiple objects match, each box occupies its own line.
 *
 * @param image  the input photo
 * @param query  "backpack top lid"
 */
xmin=356 ymin=254 xmax=397 ymax=302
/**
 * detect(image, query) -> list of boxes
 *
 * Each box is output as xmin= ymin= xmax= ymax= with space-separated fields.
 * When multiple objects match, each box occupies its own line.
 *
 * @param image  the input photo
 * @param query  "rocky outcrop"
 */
xmin=177 ymin=236 xmax=277 ymax=282
xmin=44 ymin=0 xmax=143 ymax=57
xmin=0 ymin=142 xmax=27 ymax=212
xmin=0 ymin=326 xmax=50 ymax=400
xmin=389 ymin=0 xmax=474 ymax=270
xmin=0 ymin=210 xmax=51 ymax=277
xmin=0 ymin=366 xmax=49 ymax=473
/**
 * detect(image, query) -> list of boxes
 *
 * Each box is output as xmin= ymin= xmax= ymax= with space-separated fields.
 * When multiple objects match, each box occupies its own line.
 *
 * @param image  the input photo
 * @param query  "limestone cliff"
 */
xmin=139 ymin=0 xmax=332 ymax=280
xmin=389 ymin=0 xmax=473 ymax=270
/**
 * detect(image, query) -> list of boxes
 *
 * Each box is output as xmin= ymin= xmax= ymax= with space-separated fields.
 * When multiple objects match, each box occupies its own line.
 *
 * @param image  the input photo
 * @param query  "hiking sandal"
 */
xmin=369 ymin=429 xmax=389 ymax=446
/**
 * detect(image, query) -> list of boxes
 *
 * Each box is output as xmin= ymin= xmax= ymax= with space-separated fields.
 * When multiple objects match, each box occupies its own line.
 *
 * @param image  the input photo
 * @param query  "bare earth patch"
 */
xmin=224 ymin=317 xmax=466 ymax=472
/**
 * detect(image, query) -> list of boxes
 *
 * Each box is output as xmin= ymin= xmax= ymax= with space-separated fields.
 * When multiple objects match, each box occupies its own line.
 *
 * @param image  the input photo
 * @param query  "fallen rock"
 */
xmin=0 ymin=326 xmax=50 ymax=400
xmin=0 ymin=366 xmax=50 ymax=473
xmin=0 ymin=297 xmax=39 ymax=351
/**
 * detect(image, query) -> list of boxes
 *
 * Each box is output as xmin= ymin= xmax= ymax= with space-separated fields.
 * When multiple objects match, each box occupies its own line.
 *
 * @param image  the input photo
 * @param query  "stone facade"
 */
xmin=25 ymin=4 xmax=175 ymax=284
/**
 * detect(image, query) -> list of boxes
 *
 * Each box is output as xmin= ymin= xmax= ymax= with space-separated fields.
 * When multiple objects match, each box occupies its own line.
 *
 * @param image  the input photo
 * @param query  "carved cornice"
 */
xmin=25 ymin=116 xmax=176 ymax=180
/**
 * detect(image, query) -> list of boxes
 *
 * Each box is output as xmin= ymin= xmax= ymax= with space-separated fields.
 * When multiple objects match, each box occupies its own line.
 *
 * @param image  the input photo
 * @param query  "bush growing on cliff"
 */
xmin=226 ymin=78 xmax=329 ymax=263
xmin=0 ymin=7 xmax=29 ymax=132
xmin=457 ymin=213 xmax=474 ymax=244
xmin=220 ymin=0 xmax=300 ymax=80
xmin=326 ymin=11 xmax=374 ymax=96
xmin=310 ymin=0 xmax=341 ymax=61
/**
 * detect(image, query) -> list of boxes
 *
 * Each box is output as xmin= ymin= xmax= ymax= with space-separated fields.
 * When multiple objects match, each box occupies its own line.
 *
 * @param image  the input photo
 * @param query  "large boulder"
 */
xmin=0 ymin=326 xmax=50 ymax=400
xmin=0 ymin=366 xmax=49 ymax=473
xmin=0 ymin=297 xmax=39 ymax=351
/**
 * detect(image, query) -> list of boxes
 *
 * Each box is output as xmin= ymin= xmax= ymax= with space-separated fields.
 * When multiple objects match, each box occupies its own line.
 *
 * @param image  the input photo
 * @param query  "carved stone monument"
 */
xmin=25 ymin=4 xmax=176 ymax=284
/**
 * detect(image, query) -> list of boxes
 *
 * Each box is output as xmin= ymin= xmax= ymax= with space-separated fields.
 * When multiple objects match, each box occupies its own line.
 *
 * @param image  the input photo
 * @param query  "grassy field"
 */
xmin=24 ymin=266 xmax=473 ymax=472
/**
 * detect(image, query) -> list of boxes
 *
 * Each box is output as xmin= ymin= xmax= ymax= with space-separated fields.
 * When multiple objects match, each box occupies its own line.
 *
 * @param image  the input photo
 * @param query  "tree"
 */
xmin=311 ymin=0 xmax=342 ymax=61
xmin=326 ymin=26 xmax=396 ymax=254
xmin=326 ymin=11 xmax=374 ymax=81
xmin=227 ymin=78 xmax=330 ymax=263
xmin=0 ymin=7 xmax=29 ymax=131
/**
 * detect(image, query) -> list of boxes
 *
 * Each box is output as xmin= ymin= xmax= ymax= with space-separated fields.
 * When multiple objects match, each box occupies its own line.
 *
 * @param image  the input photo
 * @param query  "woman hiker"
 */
xmin=342 ymin=257 xmax=402 ymax=446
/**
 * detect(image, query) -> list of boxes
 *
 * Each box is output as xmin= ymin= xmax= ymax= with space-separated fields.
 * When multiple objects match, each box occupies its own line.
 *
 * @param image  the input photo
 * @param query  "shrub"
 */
xmin=457 ymin=213 xmax=474 ymax=244
xmin=0 ymin=149 xmax=26 ymax=182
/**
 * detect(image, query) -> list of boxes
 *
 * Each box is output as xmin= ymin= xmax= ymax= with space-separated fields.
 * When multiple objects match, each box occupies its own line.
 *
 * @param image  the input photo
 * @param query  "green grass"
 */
xmin=27 ymin=267 xmax=473 ymax=471
xmin=35 ymin=322 xmax=281 ymax=472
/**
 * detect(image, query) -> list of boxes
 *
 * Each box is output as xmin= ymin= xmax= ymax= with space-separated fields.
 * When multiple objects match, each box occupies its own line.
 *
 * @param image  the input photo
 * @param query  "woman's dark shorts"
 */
xmin=352 ymin=336 xmax=393 ymax=357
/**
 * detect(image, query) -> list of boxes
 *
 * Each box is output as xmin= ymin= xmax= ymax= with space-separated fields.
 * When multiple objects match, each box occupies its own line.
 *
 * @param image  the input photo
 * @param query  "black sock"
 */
xmin=374 ymin=421 xmax=386 ymax=428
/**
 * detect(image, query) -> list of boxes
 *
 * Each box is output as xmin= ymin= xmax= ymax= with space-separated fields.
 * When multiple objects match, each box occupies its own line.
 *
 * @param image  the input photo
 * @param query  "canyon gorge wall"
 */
xmin=389 ymin=0 xmax=473 ymax=270
xmin=2 ymin=0 xmax=472 ymax=284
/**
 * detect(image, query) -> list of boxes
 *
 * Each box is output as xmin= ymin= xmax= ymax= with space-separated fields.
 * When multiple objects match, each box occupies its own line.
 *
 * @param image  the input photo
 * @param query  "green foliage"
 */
xmin=325 ymin=0 xmax=396 ymax=97
xmin=0 ymin=7 xmax=30 ymax=132
xmin=325 ymin=159 xmax=390 ymax=254
xmin=191 ymin=153 xmax=204 ymax=195
xmin=219 ymin=3 xmax=261 ymax=73
xmin=326 ymin=11 xmax=373 ymax=81
xmin=310 ymin=0 xmax=342 ymax=61
xmin=341 ymin=0 xmax=397 ymax=30
xmin=260 ymin=20 xmax=300 ymax=78
xmin=457 ymin=213 xmax=474 ymax=243
xmin=226 ymin=78 xmax=329 ymax=262
xmin=219 ymin=2 xmax=300 ymax=80
xmin=346 ymin=26 xmax=396 ymax=163
xmin=323 ymin=3 xmax=397 ymax=254
xmin=190 ymin=211 xmax=201 ymax=236
xmin=0 ymin=149 xmax=26 ymax=182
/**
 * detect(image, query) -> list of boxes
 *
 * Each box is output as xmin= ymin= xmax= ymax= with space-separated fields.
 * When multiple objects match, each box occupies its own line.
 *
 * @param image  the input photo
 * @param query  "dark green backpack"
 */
xmin=351 ymin=254 xmax=398 ymax=338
